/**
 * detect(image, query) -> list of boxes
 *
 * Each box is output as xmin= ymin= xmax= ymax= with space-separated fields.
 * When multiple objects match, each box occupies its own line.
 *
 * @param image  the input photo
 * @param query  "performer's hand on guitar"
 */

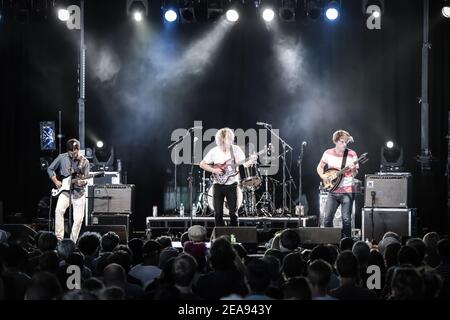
xmin=212 ymin=167 xmax=224 ymax=175
xmin=52 ymin=176 xmax=62 ymax=189
xmin=244 ymin=153 xmax=258 ymax=168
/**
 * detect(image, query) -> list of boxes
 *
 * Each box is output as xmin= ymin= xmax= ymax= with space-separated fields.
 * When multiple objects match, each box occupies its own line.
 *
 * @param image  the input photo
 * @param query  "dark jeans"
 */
xmin=213 ymin=183 xmax=238 ymax=227
xmin=324 ymin=192 xmax=354 ymax=238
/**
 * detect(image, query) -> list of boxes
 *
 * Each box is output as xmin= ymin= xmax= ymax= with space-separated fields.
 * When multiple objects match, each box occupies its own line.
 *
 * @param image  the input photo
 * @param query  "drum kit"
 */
xmin=194 ymin=162 xmax=281 ymax=217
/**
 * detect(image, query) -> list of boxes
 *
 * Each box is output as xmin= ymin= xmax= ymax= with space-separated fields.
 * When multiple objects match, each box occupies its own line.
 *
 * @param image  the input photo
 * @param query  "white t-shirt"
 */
xmin=202 ymin=145 xmax=246 ymax=185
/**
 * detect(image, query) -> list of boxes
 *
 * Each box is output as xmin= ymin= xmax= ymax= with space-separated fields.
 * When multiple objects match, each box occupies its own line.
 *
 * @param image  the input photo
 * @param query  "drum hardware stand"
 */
xmin=256 ymin=174 xmax=274 ymax=217
xmin=196 ymin=170 xmax=211 ymax=216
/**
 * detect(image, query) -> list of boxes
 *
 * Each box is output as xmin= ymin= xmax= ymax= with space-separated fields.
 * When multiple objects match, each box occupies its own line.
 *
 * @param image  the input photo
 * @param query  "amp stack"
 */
xmin=83 ymin=172 xmax=135 ymax=243
xmin=362 ymin=173 xmax=416 ymax=242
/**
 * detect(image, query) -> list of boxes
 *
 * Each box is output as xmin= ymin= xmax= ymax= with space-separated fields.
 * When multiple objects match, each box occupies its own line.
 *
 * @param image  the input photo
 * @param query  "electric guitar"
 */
xmin=211 ymin=144 xmax=271 ymax=185
xmin=51 ymin=172 xmax=105 ymax=197
xmin=321 ymin=152 xmax=369 ymax=192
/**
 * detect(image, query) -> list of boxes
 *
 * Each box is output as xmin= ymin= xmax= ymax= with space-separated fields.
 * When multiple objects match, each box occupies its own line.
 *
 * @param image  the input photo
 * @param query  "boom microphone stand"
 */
xmin=168 ymin=128 xmax=194 ymax=215
xmin=259 ymin=123 xmax=293 ymax=215
xmin=298 ymin=141 xmax=306 ymax=227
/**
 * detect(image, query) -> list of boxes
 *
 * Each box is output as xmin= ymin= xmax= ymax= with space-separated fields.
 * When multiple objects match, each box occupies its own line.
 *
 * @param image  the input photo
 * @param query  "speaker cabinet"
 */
xmin=91 ymin=184 xmax=135 ymax=214
xmin=362 ymin=208 xmax=416 ymax=242
xmin=364 ymin=173 xmax=412 ymax=207
xmin=211 ymin=227 xmax=258 ymax=253
xmin=297 ymin=227 xmax=341 ymax=245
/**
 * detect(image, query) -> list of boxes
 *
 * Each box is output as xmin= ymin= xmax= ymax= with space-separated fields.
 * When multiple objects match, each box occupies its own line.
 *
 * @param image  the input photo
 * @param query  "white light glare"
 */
xmin=325 ymin=8 xmax=339 ymax=21
xmin=226 ymin=9 xmax=239 ymax=22
xmin=96 ymin=141 xmax=104 ymax=148
xmin=442 ymin=6 xmax=450 ymax=18
xmin=58 ymin=8 xmax=70 ymax=21
xmin=133 ymin=11 xmax=143 ymax=21
xmin=164 ymin=9 xmax=178 ymax=22
xmin=386 ymin=141 xmax=394 ymax=149
xmin=372 ymin=10 xmax=380 ymax=18
xmin=262 ymin=9 xmax=275 ymax=22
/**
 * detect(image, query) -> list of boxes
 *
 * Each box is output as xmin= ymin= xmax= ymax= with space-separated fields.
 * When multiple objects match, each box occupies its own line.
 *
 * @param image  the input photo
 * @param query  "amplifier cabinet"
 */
xmin=362 ymin=207 xmax=416 ymax=242
xmin=364 ymin=173 xmax=412 ymax=208
xmin=91 ymin=184 xmax=135 ymax=214
xmin=90 ymin=213 xmax=130 ymax=235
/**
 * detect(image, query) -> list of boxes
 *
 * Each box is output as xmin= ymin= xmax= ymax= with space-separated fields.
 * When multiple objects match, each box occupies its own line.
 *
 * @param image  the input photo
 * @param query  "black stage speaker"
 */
xmin=211 ymin=227 xmax=258 ymax=253
xmin=0 ymin=224 xmax=37 ymax=249
xmin=362 ymin=208 xmax=416 ymax=242
xmin=92 ymin=184 xmax=135 ymax=214
xmin=297 ymin=227 xmax=341 ymax=244
xmin=91 ymin=213 xmax=130 ymax=234
xmin=364 ymin=173 xmax=412 ymax=207
xmin=81 ymin=225 xmax=128 ymax=243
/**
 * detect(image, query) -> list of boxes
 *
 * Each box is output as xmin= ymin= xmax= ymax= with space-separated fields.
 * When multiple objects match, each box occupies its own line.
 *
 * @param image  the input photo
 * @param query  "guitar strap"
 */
xmin=340 ymin=148 xmax=349 ymax=170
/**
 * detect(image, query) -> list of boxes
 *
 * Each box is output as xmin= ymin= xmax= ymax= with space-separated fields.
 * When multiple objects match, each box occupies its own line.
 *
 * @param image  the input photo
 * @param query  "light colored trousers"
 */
xmin=55 ymin=192 xmax=85 ymax=242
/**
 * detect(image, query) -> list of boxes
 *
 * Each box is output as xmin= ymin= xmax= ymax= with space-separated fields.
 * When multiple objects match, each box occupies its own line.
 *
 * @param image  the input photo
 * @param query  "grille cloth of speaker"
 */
xmin=92 ymin=184 xmax=135 ymax=213
xmin=364 ymin=174 xmax=411 ymax=207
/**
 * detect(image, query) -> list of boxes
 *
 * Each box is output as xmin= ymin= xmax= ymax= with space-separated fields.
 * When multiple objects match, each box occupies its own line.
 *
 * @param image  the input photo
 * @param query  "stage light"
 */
xmin=380 ymin=141 xmax=404 ymax=172
xmin=96 ymin=140 xmax=104 ymax=148
xmin=57 ymin=8 xmax=69 ymax=21
xmin=226 ymin=9 xmax=239 ymax=22
xmin=258 ymin=0 xmax=276 ymax=22
xmin=262 ymin=8 xmax=275 ymax=21
xmin=305 ymin=0 xmax=321 ymax=21
xmin=324 ymin=1 xmax=340 ymax=21
xmin=40 ymin=157 xmax=52 ymax=171
xmin=372 ymin=10 xmax=380 ymax=18
xmin=207 ymin=0 xmax=224 ymax=21
xmin=442 ymin=6 xmax=450 ymax=18
xmin=126 ymin=0 xmax=148 ymax=22
xmin=164 ymin=8 xmax=178 ymax=22
xmin=279 ymin=0 xmax=297 ymax=22
xmin=133 ymin=11 xmax=143 ymax=21
xmin=179 ymin=0 xmax=197 ymax=23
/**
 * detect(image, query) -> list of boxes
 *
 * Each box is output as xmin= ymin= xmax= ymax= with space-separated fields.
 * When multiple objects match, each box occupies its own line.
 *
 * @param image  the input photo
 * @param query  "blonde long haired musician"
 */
xmin=200 ymin=128 xmax=255 ymax=227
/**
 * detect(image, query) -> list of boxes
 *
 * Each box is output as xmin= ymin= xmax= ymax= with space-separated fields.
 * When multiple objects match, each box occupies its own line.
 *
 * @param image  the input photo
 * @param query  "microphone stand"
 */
xmin=168 ymin=128 xmax=192 ymax=215
xmin=262 ymin=124 xmax=293 ymax=215
xmin=370 ymin=191 xmax=376 ymax=241
xmin=188 ymin=137 xmax=197 ymax=227
xmin=298 ymin=143 xmax=305 ymax=228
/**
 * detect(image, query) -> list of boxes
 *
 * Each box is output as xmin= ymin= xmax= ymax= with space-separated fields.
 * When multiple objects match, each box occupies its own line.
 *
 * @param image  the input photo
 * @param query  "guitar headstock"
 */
xmin=359 ymin=152 xmax=369 ymax=164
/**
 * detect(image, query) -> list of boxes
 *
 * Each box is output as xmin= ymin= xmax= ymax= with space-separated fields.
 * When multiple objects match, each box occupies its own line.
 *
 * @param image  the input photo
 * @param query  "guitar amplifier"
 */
xmin=364 ymin=173 xmax=412 ymax=208
xmin=91 ymin=184 xmax=135 ymax=214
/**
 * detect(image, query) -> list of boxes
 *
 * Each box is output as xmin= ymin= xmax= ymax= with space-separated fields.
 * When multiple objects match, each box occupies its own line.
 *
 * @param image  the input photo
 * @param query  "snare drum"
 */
xmin=207 ymin=185 xmax=243 ymax=215
xmin=240 ymin=164 xmax=262 ymax=190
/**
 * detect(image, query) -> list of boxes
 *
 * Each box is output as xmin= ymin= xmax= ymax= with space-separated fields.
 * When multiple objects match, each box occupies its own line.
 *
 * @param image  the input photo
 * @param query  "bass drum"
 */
xmin=207 ymin=185 xmax=243 ymax=215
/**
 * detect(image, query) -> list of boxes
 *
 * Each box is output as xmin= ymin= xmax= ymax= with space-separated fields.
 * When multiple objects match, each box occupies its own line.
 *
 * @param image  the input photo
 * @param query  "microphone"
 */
xmin=301 ymin=141 xmax=307 ymax=147
xmin=371 ymin=191 xmax=376 ymax=198
xmin=256 ymin=122 xmax=271 ymax=127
